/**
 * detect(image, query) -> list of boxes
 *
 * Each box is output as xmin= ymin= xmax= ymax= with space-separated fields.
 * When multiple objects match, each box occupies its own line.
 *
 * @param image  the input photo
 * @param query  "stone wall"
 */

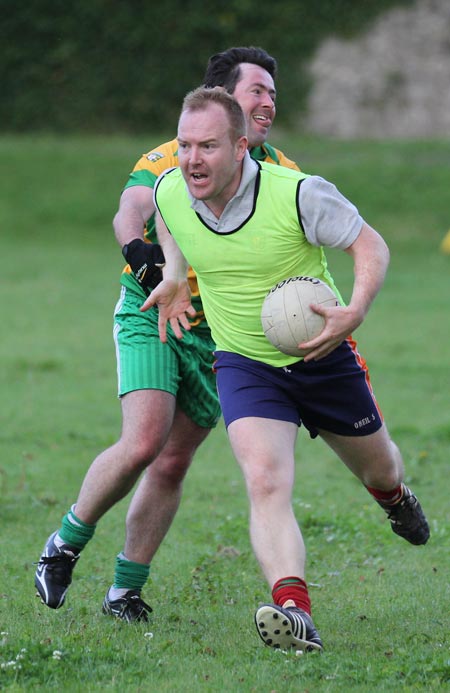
xmin=306 ymin=0 xmax=450 ymax=138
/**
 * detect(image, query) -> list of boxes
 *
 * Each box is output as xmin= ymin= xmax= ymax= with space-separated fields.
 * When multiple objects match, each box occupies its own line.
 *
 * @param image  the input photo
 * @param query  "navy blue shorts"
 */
xmin=214 ymin=340 xmax=383 ymax=438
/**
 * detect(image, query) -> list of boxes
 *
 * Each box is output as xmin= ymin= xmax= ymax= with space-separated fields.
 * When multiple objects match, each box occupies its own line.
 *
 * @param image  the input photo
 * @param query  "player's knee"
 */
xmin=149 ymin=451 xmax=193 ymax=485
xmin=246 ymin=468 xmax=288 ymax=503
xmin=122 ymin=437 xmax=164 ymax=473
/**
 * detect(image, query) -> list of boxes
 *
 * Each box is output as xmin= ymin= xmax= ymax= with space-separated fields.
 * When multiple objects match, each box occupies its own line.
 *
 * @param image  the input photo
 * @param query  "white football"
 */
xmin=261 ymin=276 xmax=339 ymax=356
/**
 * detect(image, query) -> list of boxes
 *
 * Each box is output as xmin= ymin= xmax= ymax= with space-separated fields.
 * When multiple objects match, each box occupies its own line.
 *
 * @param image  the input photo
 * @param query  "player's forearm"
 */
xmin=113 ymin=202 xmax=148 ymax=247
xmin=113 ymin=188 xmax=164 ymax=291
xmin=155 ymin=212 xmax=189 ymax=281
xmin=345 ymin=222 xmax=390 ymax=324
xmin=112 ymin=186 xmax=156 ymax=248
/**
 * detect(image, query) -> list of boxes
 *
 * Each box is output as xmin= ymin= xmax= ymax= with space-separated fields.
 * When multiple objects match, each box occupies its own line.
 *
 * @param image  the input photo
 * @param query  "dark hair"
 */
xmin=203 ymin=46 xmax=277 ymax=94
xmin=181 ymin=87 xmax=247 ymax=141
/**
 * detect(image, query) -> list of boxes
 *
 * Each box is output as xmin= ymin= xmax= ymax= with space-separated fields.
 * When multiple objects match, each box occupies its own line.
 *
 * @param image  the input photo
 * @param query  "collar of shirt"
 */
xmin=249 ymin=145 xmax=267 ymax=161
xmin=189 ymin=152 xmax=259 ymax=233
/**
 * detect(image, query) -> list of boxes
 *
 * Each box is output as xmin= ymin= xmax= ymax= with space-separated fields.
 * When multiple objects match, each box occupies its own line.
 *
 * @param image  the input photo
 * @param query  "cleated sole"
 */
xmin=255 ymin=605 xmax=322 ymax=652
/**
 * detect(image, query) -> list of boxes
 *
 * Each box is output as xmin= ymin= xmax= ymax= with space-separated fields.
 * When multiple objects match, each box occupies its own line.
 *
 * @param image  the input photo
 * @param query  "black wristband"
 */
xmin=122 ymin=238 xmax=142 ymax=263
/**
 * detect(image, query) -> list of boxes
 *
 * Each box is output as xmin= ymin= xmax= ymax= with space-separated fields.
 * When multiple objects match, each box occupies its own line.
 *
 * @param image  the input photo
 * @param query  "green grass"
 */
xmin=0 ymin=134 xmax=449 ymax=691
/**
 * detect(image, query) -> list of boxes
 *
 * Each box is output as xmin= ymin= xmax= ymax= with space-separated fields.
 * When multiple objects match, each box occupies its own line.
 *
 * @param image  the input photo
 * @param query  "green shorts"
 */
xmin=113 ymin=285 xmax=221 ymax=429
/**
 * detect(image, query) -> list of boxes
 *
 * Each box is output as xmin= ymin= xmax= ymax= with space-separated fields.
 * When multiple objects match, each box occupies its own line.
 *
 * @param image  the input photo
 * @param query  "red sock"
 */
xmin=272 ymin=576 xmax=311 ymax=615
xmin=366 ymin=483 xmax=403 ymax=505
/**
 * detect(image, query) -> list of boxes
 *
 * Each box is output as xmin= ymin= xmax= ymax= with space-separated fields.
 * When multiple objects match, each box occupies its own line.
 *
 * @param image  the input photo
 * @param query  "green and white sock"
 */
xmin=58 ymin=504 xmax=96 ymax=552
xmin=109 ymin=552 xmax=150 ymax=598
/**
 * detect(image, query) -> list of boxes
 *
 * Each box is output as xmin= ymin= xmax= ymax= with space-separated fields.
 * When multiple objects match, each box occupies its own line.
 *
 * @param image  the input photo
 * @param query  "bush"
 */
xmin=0 ymin=0 xmax=411 ymax=132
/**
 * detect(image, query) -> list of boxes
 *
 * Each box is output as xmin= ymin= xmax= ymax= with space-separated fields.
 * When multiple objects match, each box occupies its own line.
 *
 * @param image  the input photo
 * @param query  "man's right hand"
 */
xmin=140 ymin=279 xmax=195 ymax=342
xmin=122 ymin=239 xmax=166 ymax=291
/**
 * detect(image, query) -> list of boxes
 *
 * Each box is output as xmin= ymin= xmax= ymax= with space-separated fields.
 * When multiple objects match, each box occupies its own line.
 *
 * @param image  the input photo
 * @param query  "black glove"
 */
xmin=122 ymin=239 xmax=166 ymax=291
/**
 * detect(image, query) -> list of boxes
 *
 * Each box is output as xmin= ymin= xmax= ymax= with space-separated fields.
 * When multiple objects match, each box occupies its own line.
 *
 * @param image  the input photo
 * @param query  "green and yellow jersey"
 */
xmin=120 ymin=138 xmax=299 ymax=331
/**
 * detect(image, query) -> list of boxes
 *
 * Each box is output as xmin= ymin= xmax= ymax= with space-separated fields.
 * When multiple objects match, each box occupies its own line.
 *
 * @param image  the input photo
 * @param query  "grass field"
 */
xmin=0 ymin=133 xmax=449 ymax=691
